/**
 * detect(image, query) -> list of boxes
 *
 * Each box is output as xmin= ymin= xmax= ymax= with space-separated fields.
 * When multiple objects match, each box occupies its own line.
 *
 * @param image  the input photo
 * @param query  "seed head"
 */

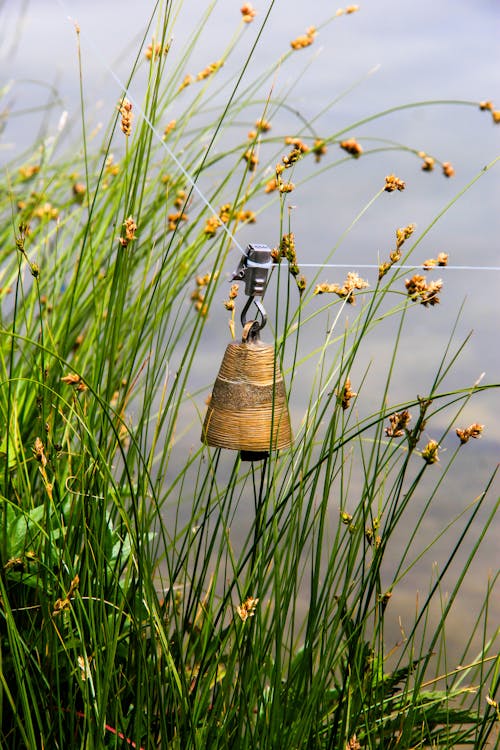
xmin=456 ymin=423 xmax=484 ymax=444
xmin=236 ymin=596 xmax=259 ymax=622
xmin=337 ymin=376 xmax=357 ymax=410
xmin=385 ymin=410 xmax=412 ymax=437
xmin=312 ymin=138 xmax=328 ymax=162
xmin=118 ymin=98 xmax=133 ymax=137
xmin=240 ymin=3 xmax=256 ymax=23
xmin=442 ymin=161 xmax=455 ymax=178
xmin=340 ymin=138 xmax=363 ymax=157
xmin=384 ymin=174 xmax=406 ymax=192
xmin=421 ymin=439 xmax=440 ymax=464
xmin=290 ymin=26 xmax=317 ymax=50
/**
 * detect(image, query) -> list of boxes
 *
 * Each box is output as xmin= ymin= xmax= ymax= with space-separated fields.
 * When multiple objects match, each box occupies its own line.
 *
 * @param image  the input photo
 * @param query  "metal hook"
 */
xmin=241 ymin=296 xmax=267 ymax=339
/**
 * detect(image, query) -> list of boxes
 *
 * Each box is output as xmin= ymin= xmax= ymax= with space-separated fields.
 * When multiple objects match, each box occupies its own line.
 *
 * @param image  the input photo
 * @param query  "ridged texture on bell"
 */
xmin=201 ymin=339 xmax=292 ymax=452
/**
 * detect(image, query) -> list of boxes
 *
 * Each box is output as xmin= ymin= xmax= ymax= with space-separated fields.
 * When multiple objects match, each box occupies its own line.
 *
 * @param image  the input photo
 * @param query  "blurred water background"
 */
xmin=1 ymin=0 xmax=499 ymax=660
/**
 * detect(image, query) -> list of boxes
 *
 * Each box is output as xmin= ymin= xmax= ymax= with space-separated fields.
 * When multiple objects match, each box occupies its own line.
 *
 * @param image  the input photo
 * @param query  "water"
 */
xmin=2 ymin=0 xmax=499 ymax=664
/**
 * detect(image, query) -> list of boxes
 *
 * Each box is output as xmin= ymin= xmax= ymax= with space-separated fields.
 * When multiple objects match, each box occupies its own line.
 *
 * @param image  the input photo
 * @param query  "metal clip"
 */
xmin=231 ymin=244 xmax=272 ymax=338
xmin=231 ymin=243 xmax=272 ymax=297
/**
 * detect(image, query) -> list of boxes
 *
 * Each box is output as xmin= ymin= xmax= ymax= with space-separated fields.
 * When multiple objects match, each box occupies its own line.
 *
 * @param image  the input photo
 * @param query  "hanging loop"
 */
xmin=241 ymin=297 xmax=267 ymax=339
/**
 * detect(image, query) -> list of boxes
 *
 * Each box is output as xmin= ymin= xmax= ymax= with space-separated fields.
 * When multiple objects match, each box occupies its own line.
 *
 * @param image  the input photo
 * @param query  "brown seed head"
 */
xmin=340 ymin=137 xmax=363 ymax=157
xmin=236 ymin=596 xmax=259 ymax=622
xmin=421 ymin=156 xmax=435 ymax=171
xmin=290 ymin=26 xmax=317 ymax=50
xmin=442 ymin=161 xmax=455 ymax=178
xmin=422 ymin=439 xmax=440 ymax=464
xmin=204 ymin=215 xmax=222 ymax=237
xmin=312 ymin=138 xmax=327 ymax=162
xmin=384 ymin=174 xmax=406 ymax=192
xmin=338 ymin=376 xmax=357 ymax=410
xmin=456 ymin=423 xmax=484 ymax=444
xmin=118 ymin=98 xmax=133 ymax=137
xmin=241 ymin=3 xmax=256 ymax=22
xmin=163 ymin=120 xmax=176 ymax=138
xmin=197 ymin=60 xmax=223 ymax=81
xmin=385 ymin=410 xmax=412 ymax=437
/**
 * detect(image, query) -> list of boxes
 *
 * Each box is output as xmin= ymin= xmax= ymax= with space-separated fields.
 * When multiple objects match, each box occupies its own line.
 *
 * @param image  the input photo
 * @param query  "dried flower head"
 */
xmin=19 ymin=164 xmax=40 ymax=180
xmin=241 ymin=3 xmax=256 ymax=23
xmin=314 ymin=272 xmax=369 ymax=304
xmin=295 ymin=274 xmax=307 ymax=294
xmin=423 ymin=252 xmax=448 ymax=270
xmin=264 ymin=178 xmax=278 ymax=193
xmin=163 ymin=120 xmax=176 ymax=138
xmin=72 ymin=182 xmax=86 ymax=202
xmin=421 ymin=155 xmax=435 ymax=172
xmin=53 ymin=575 xmax=80 ymax=616
xmin=118 ymin=97 xmax=133 ymax=137
xmin=236 ymin=596 xmax=259 ymax=622
xmin=346 ymin=733 xmax=362 ymax=750
xmin=396 ymin=223 xmax=416 ymax=249
xmin=340 ymin=137 xmax=363 ymax=157
xmin=492 ymin=110 xmax=500 ymax=124
xmin=145 ymin=38 xmax=170 ymax=61
xmin=385 ymin=410 xmax=412 ymax=437
xmin=33 ymin=202 xmax=59 ymax=220
xmin=405 ymin=274 xmax=442 ymax=306
xmin=204 ymin=215 xmax=222 ymax=237
xmin=442 ymin=161 xmax=455 ymax=178
xmin=479 ymin=101 xmax=493 ymax=111
xmin=279 ymin=233 xmax=296 ymax=264
xmin=312 ymin=138 xmax=327 ymax=162
xmin=122 ymin=216 xmax=137 ymax=245
xmin=174 ymin=189 xmax=187 ymax=209
xmin=282 ymin=148 xmax=303 ymax=168
xmin=255 ymin=118 xmax=271 ymax=132
xmin=243 ymin=149 xmax=259 ymax=171
xmin=224 ymin=283 xmax=239 ymax=310
xmin=33 ymin=437 xmax=47 ymax=467
xmin=384 ymin=174 xmax=406 ymax=192
xmin=168 ymin=211 xmax=189 ymax=231
xmin=237 ymin=209 xmax=256 ymax=223
xmin=340 ymin=510 xmax=353 ymax=525
xmin=422 ymin=439 xmax=439 ymax=464
xmin=337 ymin=377 xmax=357 ymax=410
xmin=456 ymin=423 xmax=484 ymax=444
xmin=178 ymin=74 xmax=194 ymax=91
xmin=197 ymin=60 xmax=223 ymax=81
xmin=290 ymin=26 xmax=317 ymax=50
xmin=284 ymin=136 xmax=310 ymax=153
xmin=379 ymin=591 xmax=392 ymax=611
xmin=219 ymin=203 xmax=232 ymax=223
xmin=61 ymin=372 xmax=82 ymax=386
xmin=279 ymin=181 xmax=295 ymax=193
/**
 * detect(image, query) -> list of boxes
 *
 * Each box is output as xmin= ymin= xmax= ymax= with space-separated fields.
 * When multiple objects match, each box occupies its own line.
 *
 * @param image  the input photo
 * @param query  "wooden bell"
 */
xmin=201 ymin=323 xmax=292 ymax=460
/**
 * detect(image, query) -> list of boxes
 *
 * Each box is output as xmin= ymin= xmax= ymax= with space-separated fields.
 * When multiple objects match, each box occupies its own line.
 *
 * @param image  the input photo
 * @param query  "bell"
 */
xmin=201 ymin=325 xmax=292 ymax=460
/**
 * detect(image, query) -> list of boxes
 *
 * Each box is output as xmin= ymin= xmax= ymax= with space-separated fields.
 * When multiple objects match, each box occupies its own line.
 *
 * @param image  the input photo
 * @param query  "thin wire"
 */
xmin=296 ymin=264 xmax=500 ymax=272
xmin=54 ymin=0 xmax=248 ymax=256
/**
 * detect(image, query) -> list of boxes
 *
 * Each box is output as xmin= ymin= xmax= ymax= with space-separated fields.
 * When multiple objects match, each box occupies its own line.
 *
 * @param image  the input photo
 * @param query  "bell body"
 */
xmin=201 ymin=338 xmax=292 ymax=454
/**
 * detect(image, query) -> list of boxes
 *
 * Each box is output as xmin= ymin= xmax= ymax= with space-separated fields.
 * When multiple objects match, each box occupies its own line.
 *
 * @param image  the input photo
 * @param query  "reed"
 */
xmin=0 ymin=2 xmax=498 ymax=748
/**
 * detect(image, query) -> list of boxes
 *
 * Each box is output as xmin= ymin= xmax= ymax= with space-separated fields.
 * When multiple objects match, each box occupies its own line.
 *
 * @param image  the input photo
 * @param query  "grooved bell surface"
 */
xmin=201 ymin=340 xmax=292 ymax=452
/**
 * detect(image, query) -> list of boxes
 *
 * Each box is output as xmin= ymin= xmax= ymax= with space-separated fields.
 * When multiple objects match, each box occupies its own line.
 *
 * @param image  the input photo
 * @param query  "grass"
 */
xmin=0 ymin=1 xmax=499 ymax=748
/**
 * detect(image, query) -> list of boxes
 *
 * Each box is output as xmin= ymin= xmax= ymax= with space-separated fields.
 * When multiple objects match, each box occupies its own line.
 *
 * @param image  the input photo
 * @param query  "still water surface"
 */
xmin=2 ymin=0 xmax=499 ymax=661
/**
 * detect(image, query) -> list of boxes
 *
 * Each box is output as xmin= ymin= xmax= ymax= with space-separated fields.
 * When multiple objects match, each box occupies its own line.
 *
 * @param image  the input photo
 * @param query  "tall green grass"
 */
xmin=0 ymin=2 xmax=498 ymax=748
